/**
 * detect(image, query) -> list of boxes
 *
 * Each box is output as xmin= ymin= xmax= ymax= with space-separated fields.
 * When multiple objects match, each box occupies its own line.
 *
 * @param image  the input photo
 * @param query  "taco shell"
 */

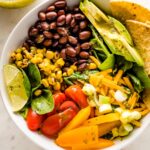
xmin=125 ymin=20 xmax=150 ymax=75
xmin=110 ymin=0 xmax=150 ymax=23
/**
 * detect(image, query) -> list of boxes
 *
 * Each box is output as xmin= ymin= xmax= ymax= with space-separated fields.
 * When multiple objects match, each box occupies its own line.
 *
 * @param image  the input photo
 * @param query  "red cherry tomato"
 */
xmin=53 ymin=92 xmax=66 ymax=110
xmin=26 ymin=108 xmax=44 ymax=131
xmin=65 ymin=85 xmax=88 ymax=108
xmin=41 ymin=108 xmax=77 ymax=137
xmin=59 ymin=100 xmax=79 ymax=112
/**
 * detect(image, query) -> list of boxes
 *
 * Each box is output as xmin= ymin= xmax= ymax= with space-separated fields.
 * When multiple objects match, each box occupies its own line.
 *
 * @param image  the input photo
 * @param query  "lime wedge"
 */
xmin=0 ymin=0 xmax=35 ymax=9
xmin=4 ymin=65 xmax=29 ymax=112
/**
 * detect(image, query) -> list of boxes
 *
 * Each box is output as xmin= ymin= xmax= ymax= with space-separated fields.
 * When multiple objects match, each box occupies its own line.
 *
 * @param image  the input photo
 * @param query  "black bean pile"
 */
xmin=23 ymin=0 xmax=93 ymax=71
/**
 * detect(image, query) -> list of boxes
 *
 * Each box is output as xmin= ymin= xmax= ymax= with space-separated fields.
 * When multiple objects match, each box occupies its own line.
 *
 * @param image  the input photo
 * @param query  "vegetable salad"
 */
xmin=4 ymin=0 xmax=150 ymax=149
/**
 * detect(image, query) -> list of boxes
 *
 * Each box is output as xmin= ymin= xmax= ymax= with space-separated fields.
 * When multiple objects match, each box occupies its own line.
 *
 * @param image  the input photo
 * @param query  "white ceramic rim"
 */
xmin=0 ymin=0 xmax=150 ymax=150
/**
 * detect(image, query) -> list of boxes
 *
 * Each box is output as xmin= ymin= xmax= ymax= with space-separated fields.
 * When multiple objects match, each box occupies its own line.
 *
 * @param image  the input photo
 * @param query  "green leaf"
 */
xmin=28 ymin=63 xmax=41 ymax=88
xmin=133 ymin=66 xmax=150 ymax=88
xmin=121 ymin=61 xmax=133 ymax=72
xmin=99 ymin=54 xmax=115 ymax=70
xmin=20 ymin=69 xmax=31 ymax=98
xmin=31 ymin=89 xmax=54 ymax=115
xmin=18 ymin=107 xmax=28 ymax=119
xmin=128 ymin=73 xmax=144 ymax=93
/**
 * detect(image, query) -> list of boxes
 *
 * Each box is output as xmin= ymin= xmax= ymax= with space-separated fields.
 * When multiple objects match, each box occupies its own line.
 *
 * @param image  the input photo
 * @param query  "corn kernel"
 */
xmin=41 ymin=79 xmax=49 ymax=88
xmin=34 ymin=89 xmax=42 ymax=96
xmin=43 ymin=68 xmax=51 ymax=75
xmin=59 ymin=78 xmax=63 ymax=83
xmin=15 ymin=48 xmax=22 ymax=53
xmin=88 ymin=63 xmax=97 ymax=70
xmin=31 ymin=57 xmax=42 ymax=64
xmin=50 ymin=65 xmax=56 ymax=71
xmin=56 ymin=70 xmax=62 ymax=80
xmin=67 ymin=68 xmax=74 ymax=76
xmin=53 ymin=82 xmax=61 ymax=91
xmin=43 ymin=58 xmax=50 ymax=64
xmin=48 ymin=77 xmax=55 ymax=85
xmin=31 ymin=49 xmax=37 ymax=55
xmin=26 ymin=53 xmax=33 ymax=59
xmin=16 ymin=61 xmax=22 ymax=67
xmin=63 ymin=72 xmax=67 ymax=77
xmin=46 ymin=51 xmax=54 ymax=59
xmin=71 ymin=65 xmax=77 ymax=71
xmin=37 ymin=49 xmax=45 ymax=54
xmin=16 ymin=53 xmax=22 ymax=61
xmin=51 ymin=73 xmax=56 ymax=78
xmin=55 ymin=67 xmax=61 ymax=72
xmin=54 ymin=52 xmax=60 ymax=60
xmin=35 ymin=53 xmax=44 ymax=59
xmin=55 ymin=58 xmax=65 ymax=67
xmin=11 ymin=52 xmax=16 ymax=61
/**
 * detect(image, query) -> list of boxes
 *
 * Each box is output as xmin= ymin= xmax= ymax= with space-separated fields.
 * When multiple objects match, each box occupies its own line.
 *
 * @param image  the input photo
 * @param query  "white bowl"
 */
xmin=0 ymin=0 xmax=150 ymax=150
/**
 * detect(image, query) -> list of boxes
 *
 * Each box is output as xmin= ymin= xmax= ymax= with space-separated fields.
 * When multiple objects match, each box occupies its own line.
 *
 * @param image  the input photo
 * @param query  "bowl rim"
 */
xmin=0 ymin=0 xmax=150 ymax=150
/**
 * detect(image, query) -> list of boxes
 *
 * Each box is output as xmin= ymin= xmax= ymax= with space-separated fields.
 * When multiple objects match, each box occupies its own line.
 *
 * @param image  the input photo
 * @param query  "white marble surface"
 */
xmin=0 ymin=0 xmax=150 ymax=150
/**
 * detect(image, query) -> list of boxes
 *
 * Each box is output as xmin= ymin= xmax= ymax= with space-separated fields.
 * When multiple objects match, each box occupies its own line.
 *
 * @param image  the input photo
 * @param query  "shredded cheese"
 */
xmin=114 ymin=70 xmax=124 ymax=84
xmin=123 ymin=77 xmax=134 ymax=90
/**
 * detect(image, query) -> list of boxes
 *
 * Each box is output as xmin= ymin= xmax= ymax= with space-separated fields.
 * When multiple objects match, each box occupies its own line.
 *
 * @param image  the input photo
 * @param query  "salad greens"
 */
xmin=21 ymin=69 xmax=31 ymax=98
xmin=90 ymin=25 xmax=115 ymax=70
xmin=133 ymin=66 xmax=150 ymax=88
xmin=128 ymin=73 xmax=144 ymax=93
xmin=31 ymin=89 xmax=54 ymax=115
xmin=27 ymin=63 xmax=41 ymax=90
xmin=80 ymin=0 xmax=144 ymax=66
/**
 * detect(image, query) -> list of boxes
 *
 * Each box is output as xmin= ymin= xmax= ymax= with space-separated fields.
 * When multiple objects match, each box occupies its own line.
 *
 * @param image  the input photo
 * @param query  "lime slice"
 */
xmin=0 ymin=0 xmax=35 ymax=9
xmin=4 ymin=65 xmax=29 ymax=112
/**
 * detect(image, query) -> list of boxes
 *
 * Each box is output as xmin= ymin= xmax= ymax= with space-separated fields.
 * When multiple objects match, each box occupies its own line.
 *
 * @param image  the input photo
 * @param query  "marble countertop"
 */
xmin=0 ymin=0 xmax=150 ymax=149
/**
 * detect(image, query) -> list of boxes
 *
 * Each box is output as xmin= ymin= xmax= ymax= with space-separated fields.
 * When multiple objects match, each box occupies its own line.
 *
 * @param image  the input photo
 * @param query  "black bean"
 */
xmin=81 ymin=42 xmax=91 ymax=50
xmin=74 ymin=13 xmax=85 ymax=20
xmin=49 ymin=22 xmax=57 ymax=30
xmin=57 ymin=27 xmax=68 ymax=36
xmin=75 ymin=44 xmax=81 ymax=54
xmin=36 ymin=22 xmax=42 ymax=31
xmin=66 ymin=47 xmax=76 ymax=57
xmin=68 ymin=36 xmax=78 ymax=45
xmin=41 ymin=22 xmax=49 ymax=31
xmin=47 ymin=5 xmax=55 ymax=12
xmin=43 ymin=31 xmax=53 ymax=39
xmin=70 ymin=18 xmax=76 ymax=28
xmin=53 ymin=33 xmax=60 ymax=40
xmin=77 ymin=59 xmax=88 ymax=64
xmin=66 ymin=13 xmax=72 ymax=25
xmin=38 ymin=11 xmax=46 ymax=21
xmin=57 ymin=15 xmax=66 ymax=26
xmin=60 ymin=48 xmax=66 ymax=59
xmin=35 ymin=35 xmax=45 ymax=43
xmin=52 ymin=41 xmax=59 ymax=47
xmin=79 ymin=51 xmax=89 ymax=59
xmin=79 ymin=21 xmax=87 ymax=30
xmin=79 ymin=31 xmax=91 ymax=40
xmin=54 ymin=0 xmax=66 ymax=9
xmin=78 ymin=63 xmax=87 ymax=71
xmin=59 ymin=36 xmax=68 ymax=44
xmin=58 ymin=10 xmax=65 ymax=16
xmin=29 ymin=28 xmax=38 ymax=37
xmin=72 ymin=25 xmax=79 ymax=33
xmin=46 ymin=12 xmax=57 ymax=21
xmin=43 ymin=39 xmax=52 ymax=47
